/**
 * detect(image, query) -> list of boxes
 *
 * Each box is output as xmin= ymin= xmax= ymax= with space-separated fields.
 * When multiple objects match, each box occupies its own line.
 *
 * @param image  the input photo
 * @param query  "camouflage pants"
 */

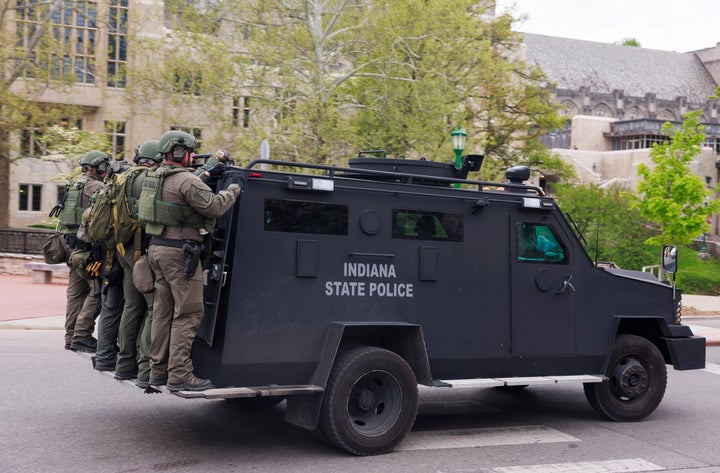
xmin=147 ymin=244 xmax=204 ymax=384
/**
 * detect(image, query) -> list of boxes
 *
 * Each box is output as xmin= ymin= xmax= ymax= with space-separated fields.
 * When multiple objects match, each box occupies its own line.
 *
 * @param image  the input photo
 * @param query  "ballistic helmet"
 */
xmin=79 ymin=150 xmax=110 ymax=173
xmin=134 ymin=140 xmax=161 ymax=164
xmin=158 ymin=130 xmax=197 ymax=155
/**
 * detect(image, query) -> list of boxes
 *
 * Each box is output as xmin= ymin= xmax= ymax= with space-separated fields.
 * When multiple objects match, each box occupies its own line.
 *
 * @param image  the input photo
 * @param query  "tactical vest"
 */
xmin=138 ymin=166 xmax=215 ymax=236
xmin=56 ymin=179 xmax=87 ymax=232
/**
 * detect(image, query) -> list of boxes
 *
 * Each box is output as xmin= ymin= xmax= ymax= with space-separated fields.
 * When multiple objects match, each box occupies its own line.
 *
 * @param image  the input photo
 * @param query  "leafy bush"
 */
xmin=675 ymin=245 xmax=720 ymax=295
xmin=554 ymin=183 xmax=658 ymax=270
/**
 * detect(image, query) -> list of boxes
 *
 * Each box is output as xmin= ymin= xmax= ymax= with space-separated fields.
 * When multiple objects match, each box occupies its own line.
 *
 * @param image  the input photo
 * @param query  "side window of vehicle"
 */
xmin=264 ymin=199 xmax=348 ymax=235
xmin=391 ymin=210 xmax=463 ymax=242
xmin=517 ymin=222 xmax=568 ymax=264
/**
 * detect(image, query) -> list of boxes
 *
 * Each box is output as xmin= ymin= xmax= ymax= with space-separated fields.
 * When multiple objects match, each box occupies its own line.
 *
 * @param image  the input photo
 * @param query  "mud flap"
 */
xmin=663 ymin=336 xmax=706 ymax=370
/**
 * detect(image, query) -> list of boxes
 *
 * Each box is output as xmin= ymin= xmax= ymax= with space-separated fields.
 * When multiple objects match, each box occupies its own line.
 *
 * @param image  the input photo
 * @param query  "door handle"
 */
xmin=556 ymin=274 xmax=575 ymax=294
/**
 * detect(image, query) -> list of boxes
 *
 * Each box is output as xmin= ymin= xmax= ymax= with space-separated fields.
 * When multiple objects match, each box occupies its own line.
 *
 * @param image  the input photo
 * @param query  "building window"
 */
xmin=233 ymin=97 xmax=251 ymax=128
xmin=107 ymin=0 xmax=128 ymax=87
xmin=20 ymin=118 xmax=78 ymax=157
xmin=173 ymin=71 xmax=202 ymax=96
xmin=105 ymin=120 xmax=125 ymax=159
xmin=19 ymin=184 xmax=42 ymax=212
xmin=21 ymin=128 xmax=46 ymax=158
xmin=16 ymin=0 xmax=97 ymax=83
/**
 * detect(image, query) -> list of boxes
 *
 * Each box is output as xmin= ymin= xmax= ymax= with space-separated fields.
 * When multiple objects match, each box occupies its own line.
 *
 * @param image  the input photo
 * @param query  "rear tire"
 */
xmin=584 ymin=334 xmax=666 ymax=421
xmin=319 ymin=346 xmax=418 ymax=455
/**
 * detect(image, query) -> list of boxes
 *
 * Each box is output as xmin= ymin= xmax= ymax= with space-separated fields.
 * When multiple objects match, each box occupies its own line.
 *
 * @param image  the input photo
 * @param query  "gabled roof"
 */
xmin=523 ymin=33 xmax=717 ymax=103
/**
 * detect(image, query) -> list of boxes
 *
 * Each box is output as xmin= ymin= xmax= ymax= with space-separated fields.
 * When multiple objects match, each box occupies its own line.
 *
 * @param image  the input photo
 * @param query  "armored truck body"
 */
xmin=163 ymin=157 xmax=704 ymax=455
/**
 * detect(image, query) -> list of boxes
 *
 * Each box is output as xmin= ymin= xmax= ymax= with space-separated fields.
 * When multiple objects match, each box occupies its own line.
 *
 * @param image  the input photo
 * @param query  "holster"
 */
xmin=182 ymin=243 xmax=204 ymax=278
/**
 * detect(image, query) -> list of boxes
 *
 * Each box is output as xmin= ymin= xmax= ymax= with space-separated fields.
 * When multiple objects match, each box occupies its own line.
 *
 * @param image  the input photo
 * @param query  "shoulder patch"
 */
xmin=192 ymin=181 xmax=213 ymax=204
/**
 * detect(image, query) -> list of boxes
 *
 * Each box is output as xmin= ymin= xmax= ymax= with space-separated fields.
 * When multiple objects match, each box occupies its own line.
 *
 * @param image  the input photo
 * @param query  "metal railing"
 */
xmin=0 ymin=230 xmax=54 ymax=255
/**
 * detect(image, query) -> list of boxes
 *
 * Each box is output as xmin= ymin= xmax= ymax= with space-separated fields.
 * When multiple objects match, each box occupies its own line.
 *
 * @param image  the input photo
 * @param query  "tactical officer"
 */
xmin=63 ymin=151 xmax=109 ymax=352
xmin=113 ymin=140 xmax=162 ymax=384
xmin=138 ymin=131 xmax=242 ymax=392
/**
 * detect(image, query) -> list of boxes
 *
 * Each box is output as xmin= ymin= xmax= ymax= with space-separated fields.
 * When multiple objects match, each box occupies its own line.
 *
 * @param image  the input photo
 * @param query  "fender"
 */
xmin=284 ymin=322 xmax=432 ymax=430
xmin=605 ymin=316 xmax=706 ymax=372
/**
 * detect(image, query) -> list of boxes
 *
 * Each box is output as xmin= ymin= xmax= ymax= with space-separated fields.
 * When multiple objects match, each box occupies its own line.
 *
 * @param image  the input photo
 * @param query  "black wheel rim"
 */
xmin=346 ymin=370 xmax=402 ymax=436
xmin=609 ymin=356 xmax=649 ymax=401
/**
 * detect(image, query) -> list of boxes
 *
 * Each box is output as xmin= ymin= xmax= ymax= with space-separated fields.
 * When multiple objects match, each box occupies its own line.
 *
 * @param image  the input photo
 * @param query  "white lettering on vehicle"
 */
xmin=325 ymin=263 xmax=413 ymax=298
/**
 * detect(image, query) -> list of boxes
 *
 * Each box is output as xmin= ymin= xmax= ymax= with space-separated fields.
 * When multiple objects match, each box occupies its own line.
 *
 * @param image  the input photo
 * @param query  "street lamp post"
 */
xmin=450 ymin=124 xmax=467 ymax=188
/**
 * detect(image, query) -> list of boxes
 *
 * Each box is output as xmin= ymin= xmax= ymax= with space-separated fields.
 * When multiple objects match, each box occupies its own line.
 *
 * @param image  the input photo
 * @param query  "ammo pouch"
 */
xmin=68 ymin=249 xmax=94 ymax=281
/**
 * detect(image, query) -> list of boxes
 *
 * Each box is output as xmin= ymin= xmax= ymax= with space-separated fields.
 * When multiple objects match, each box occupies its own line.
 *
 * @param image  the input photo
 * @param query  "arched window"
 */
xmin=592 ymin=103 xmax=613 ymax=117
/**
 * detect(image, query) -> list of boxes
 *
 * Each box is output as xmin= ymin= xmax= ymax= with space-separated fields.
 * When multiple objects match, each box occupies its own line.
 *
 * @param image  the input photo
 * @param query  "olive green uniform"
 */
xmin=115 ymin=166 xmax=154 ymax=378
xmin=144 ymin=164 xmax=240 ymax=385
xmin=65 ymin=175 xmax=104 ymax=347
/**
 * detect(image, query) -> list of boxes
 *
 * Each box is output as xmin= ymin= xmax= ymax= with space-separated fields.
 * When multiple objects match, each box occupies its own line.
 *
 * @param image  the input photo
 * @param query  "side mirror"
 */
xmin=662 ymin=245 xmax=678 ymax=274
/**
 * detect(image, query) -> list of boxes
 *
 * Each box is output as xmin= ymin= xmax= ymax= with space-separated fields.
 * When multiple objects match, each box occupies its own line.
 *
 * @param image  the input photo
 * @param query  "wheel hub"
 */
xmin=356 ymin=389 xmax=376 ymax=412
xmin=612 ymin=358 xmax=648 ymax=399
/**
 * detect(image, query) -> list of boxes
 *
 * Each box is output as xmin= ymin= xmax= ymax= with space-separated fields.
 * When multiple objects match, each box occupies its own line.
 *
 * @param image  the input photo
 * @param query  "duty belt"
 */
xmin=149 ymin=237 xmax=202 ymax=249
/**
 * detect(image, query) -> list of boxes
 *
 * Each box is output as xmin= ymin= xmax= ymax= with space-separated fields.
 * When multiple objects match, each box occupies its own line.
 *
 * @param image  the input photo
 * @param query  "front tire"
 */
xmin=584 ymin=334 xmax=667 ymax=421
xmin=319 ymin=346 xmax=418 ymax=455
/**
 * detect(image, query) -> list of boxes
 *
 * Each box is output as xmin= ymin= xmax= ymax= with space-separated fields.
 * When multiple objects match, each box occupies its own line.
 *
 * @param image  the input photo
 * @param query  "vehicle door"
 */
xmin=510 ymin=212 xmax=576 ymax=356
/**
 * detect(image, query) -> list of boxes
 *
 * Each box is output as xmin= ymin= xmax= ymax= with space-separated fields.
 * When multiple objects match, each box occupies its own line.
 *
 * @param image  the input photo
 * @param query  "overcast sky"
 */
xmin=495 ymin=0 xmax=720 ymax=53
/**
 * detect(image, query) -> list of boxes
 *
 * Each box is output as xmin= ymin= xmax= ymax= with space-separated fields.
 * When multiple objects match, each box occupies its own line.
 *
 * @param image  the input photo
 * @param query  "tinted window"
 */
xmin=517 ymin=222 xmax=567 ymax=264
xmin=264 ymin=199 xmax=348 ymax=235
xmin=392 ymin=210 xmax=463 ymax=242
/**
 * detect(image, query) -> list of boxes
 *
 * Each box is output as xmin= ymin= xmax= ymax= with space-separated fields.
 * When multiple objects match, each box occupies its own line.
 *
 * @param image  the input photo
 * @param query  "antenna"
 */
xmin=594 ymin=218 xmax=600 ymax=267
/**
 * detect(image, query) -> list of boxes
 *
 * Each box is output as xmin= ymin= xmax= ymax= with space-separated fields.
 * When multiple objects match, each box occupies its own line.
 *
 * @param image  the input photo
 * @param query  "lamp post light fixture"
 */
xmin=451 ymin=124 xmax=467 ymax=188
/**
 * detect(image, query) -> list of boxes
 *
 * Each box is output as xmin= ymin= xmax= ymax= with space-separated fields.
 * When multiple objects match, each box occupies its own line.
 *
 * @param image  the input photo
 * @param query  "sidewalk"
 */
xmin=1 ymin=273 xmax=719 ymax=346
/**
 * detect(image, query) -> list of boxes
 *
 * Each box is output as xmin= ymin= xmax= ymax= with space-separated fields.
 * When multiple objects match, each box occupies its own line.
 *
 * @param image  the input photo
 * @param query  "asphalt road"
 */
xmin=3 ymin=330 xmax=720 ymax=473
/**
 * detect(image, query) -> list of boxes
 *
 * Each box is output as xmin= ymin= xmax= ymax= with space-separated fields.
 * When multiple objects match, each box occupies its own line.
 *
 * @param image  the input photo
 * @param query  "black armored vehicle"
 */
xmin=168 ymin=154 xmax=705 ymax=455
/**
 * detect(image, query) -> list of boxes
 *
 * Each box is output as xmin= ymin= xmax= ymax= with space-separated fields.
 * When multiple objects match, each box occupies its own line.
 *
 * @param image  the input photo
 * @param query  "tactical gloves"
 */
xmin=212 ymin=149 xmax=230 ymax=162
xmin=206 ymin=164 xmax=227 ymax=179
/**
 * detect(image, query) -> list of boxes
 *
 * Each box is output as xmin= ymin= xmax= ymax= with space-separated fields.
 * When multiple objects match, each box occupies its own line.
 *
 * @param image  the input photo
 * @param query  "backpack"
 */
xmin=86 ymin=168 xmax=144 ymax=260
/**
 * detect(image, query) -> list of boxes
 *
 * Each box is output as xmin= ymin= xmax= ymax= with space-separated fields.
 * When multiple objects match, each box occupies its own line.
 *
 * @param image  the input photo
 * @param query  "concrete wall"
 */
xmin=570 ymin=115 xmax=615 ymax=151
xmin=10 ymin=158 xmax=72 ymax=228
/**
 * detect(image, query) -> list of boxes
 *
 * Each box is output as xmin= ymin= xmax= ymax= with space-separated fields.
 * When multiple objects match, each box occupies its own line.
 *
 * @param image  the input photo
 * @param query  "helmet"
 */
xmin=79 ymin=150 xmax=110 ymax=174
xmin=134 ymin=140 xmax=161 ymax=164
xmin=79 ymin=150 xmax=110 ymax=167
xmin=158 ymin=130 xmax=197 ymax=155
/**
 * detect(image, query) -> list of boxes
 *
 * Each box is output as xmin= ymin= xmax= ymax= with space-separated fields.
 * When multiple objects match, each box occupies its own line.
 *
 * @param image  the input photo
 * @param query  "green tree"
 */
xmin=636 ymin=110 xmax=719 ymax=246
xmin=555 ymin=183 xmax=658 ymax=269
xmin=620 ymin=37 xmax=641 ymax=47
xmin=348 ymin=1 xmax=570 ymax=180
xmin=0 ymin=1 xmax=98 ymax=228
xmin=137 ymin=0 xmax=570 ymax=179
xmin=39 ymin=126 xmax=111 ymax=184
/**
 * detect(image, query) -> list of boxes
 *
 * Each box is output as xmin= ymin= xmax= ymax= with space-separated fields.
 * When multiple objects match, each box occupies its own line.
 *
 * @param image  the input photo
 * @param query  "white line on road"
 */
xmin=398 ymin=425 xmax=579 ymax=451
xmin=491 ymin=458 xmax=663 ymax=473
xmin=703 ymin=362 xmax=720 ymax=375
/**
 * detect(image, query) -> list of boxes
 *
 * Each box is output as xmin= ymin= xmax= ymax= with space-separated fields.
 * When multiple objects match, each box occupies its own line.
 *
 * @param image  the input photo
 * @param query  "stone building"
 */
xmin=520 ymin=33 xmax=720 ymax=234
xmin=5 ymin=2 xmax=720 ymax=231
xmin=5 ymin=0 xmax=253 ymax=229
